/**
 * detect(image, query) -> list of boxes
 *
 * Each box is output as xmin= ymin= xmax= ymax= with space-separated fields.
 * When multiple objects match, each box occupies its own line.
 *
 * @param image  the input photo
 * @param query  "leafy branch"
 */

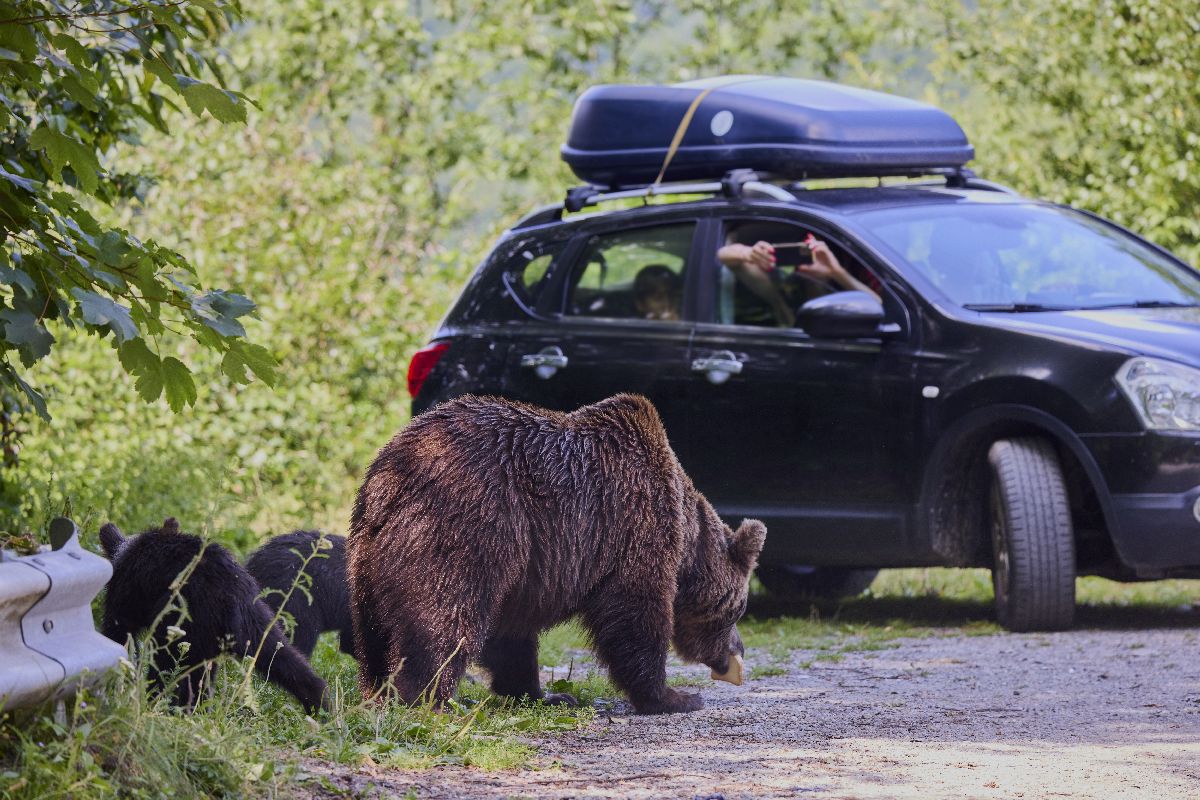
xmin=0 ymin=0 xmax=272 ymax=421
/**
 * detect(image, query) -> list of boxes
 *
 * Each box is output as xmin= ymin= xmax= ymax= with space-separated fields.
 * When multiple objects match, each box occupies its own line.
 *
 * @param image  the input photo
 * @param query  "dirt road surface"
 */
xmin=307 ymin=623 xmax=1200 ymax=799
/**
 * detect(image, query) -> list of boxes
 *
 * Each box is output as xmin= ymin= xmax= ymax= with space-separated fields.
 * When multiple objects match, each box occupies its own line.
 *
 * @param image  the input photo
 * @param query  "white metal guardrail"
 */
xmin=0 ymin=518 xmax=125 ymax=711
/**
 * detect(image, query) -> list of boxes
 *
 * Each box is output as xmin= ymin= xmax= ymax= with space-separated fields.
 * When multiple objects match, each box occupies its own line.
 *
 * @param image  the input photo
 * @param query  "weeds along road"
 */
xmin=304 ymin=600 xmax=1200 ymax=799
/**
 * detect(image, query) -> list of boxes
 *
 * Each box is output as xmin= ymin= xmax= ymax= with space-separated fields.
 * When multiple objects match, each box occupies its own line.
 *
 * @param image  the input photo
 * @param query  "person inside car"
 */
xmin=718 ymin=230 xmax=879 ymax=326
xmin=633 ymin=263 xmax=683 ymax=321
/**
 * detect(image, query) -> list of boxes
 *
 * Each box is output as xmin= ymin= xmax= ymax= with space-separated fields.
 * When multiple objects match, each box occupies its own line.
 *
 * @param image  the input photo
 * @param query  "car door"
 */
xmin=684 ymin=210 xmax=921 ymax=564
xmin=498 ymin=212 xmax=711 ymax=459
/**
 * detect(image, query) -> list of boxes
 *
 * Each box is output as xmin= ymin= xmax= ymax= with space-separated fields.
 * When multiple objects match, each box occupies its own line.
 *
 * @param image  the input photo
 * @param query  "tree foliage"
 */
xmin=0 ymin=0 xmax=273 ymax=420
xmin=943 ymin=0 xmax=1200 ymax=265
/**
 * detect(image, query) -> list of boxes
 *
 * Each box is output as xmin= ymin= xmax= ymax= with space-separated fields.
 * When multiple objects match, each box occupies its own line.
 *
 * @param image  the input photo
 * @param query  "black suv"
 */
xmin=409 ymin=79 xmax=1200 ymax=631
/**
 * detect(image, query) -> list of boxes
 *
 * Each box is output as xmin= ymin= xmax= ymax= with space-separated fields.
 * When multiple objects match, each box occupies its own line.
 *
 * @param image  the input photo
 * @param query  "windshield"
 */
xmin=858 ymin=203 xmax=1200 ymax=311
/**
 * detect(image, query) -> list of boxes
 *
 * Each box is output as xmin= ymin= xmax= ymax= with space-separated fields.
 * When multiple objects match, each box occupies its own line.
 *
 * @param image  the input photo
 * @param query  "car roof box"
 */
xmin=561 ymin=76 xmax=974 ymax=188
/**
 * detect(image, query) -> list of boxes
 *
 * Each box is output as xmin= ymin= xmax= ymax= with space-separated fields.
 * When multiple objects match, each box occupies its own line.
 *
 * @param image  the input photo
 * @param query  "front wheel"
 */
xmin=756 ymin=565 xmax=879 ymax=601
xmin=988 ymin=437 xmax=1076 ymax=632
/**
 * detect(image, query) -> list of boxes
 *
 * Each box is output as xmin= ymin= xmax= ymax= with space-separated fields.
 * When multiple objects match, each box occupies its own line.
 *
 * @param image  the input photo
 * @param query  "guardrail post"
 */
xmin=1 ymin=517 xmax=125 ymax=711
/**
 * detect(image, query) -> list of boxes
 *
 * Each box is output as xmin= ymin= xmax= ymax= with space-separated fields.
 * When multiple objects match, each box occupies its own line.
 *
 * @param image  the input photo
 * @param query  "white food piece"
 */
xmin=710 ymin=653 xmax=744 ymax=686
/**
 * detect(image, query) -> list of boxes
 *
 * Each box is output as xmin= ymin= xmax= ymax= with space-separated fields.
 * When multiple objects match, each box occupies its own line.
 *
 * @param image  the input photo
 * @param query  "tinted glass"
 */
xmin=502 ymin=241 xmax=565 ymax=316
xmin=566 ymin=223 xmax=694 ymax=322
xmin=859 ymin=203 xmax=1200 ymax=310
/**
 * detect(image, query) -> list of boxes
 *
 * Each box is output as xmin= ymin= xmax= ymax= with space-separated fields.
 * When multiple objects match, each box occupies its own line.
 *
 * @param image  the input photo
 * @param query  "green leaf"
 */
xmin=60 ymin=74 xmax=100 ymax=112
xmin=220 ymin=347 xmax=249 ymax=384
xmin=177 ymin=76 xmax=247 ymax=123
xmin=96 ymin=231 xmax=129 ymax=267
xmin=71 ymin=288 xmax=137 ymax=342
xmin=49 ymin=33 xmax=88 ymax=68
xmin=117 ymin=337 xmax=160 ymax=378
xmin=0 ymin=262 xmax=36 ymax=295
xmin=28 ymin=128 xmax=101 ymax=194
xmin=1 ymin=363 xmax=48 ymax=420
xmin=143 ymin=58 xmax=180 ymax=92
xmin=227 ymin=341 xmax=278 ymax=386
xmin=0 ymin=23 xmax=37 ymax=61
xmin=0 ymin=167 xmax=36 ymax=193
xmin=134 ymin=359 xmax=165 ymax=403
xmin=206 ymin=290 xmax=256 ymax=319
xmin=0 ymin=308 xmax=55 ymax=364
xmin=162 ymin=357 xmax=197 ymax=412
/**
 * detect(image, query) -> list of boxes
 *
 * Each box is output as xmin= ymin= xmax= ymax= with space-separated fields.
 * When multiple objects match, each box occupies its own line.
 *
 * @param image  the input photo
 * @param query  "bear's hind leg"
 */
xmin=384 ymin=617 xmax=483 ymax=708
xmin=481 ymin=634 xmax=542 ymax=700
xmin=582 ymin=590 xmax=703 ymax=715
xmin=480 ymin=635 xmax=578 ymax=706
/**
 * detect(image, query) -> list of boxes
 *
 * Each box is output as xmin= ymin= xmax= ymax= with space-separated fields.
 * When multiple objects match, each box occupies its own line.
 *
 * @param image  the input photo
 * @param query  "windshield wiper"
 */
xmin=962 ymin=302 xmax=1072 ymax=312
xmin=1078 ymin=299 xmax=1200 ymax=310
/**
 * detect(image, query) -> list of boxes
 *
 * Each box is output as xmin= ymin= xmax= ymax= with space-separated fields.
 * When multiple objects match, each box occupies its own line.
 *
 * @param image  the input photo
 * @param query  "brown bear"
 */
xmin=348 ymin=393 xmax=766 ymax=714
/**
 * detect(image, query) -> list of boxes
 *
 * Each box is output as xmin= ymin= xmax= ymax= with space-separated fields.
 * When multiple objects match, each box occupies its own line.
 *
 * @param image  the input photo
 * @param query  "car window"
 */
xmin=504 ymin=242 xmax=565 ymax=311
xmin=565 ymin=223 xmax=694 ymax=322
xmin=718 ymin=219 xmax=882 ymax=328
xmin=858 ymin=203 xmax=1200 ymax=310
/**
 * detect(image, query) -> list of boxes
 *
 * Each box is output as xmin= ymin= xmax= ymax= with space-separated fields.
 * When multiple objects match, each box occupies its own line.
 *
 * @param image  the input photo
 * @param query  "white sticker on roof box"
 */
xmin=710 ymin=110 xmax=734 ymax=137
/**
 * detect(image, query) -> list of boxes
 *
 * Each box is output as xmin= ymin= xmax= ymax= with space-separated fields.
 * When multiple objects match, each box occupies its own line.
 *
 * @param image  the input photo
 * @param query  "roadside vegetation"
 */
xmin=2 ymin=0 xmax=1199 ymax=798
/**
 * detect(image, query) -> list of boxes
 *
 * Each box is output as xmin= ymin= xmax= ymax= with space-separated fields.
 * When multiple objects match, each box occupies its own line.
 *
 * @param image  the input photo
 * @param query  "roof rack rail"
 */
xmin=510 ymin=167 xmax=1016 ymax=231
xmin=512 ymin=171 xmax=796 ymax=230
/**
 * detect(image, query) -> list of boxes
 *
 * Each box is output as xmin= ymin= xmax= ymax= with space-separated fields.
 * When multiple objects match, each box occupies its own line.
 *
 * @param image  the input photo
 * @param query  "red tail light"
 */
xmin=407 ymin=342 xmax=450 ymax=398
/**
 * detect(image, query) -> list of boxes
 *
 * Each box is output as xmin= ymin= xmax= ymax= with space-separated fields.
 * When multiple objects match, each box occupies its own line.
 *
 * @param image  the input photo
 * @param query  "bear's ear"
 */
xmin=728 ymin=519 xmax=766 ymax=575
xmin=161 ymin=517 xmax=180 ymax=535
xmin=98 ymin=523 xmax=126 ymax=558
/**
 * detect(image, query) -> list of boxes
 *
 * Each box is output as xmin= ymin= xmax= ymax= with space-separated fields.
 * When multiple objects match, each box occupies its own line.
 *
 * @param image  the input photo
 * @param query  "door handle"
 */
xmin=520 ymin=345 xmax=568 ymax=379
xmin=691 ymin=350 xmax=743 ymax=385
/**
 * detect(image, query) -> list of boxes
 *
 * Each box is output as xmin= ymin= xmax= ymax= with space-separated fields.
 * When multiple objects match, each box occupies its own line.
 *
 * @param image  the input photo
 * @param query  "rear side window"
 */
xmin=564 ymin=223 xmax=695 ymax=322
xmin=502 ymin=242 xmax=566 ymax=315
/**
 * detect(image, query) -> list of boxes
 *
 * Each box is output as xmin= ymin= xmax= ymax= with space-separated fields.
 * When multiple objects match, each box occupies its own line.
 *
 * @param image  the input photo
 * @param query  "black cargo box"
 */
xmin=561 ymin=76 xmax=974 ymax=188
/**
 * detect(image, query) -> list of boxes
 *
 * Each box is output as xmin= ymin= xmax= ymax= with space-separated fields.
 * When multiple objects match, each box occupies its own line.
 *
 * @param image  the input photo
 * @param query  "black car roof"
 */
xmin=783 ymin=184 xmax=1035 ymax=216
xmin=510 ymin=182 xmax=1038 ymax=232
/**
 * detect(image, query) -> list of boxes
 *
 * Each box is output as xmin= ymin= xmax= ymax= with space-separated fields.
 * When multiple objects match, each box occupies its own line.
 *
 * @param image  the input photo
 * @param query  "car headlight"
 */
xmin=1115 ymin=357 xmax=1200 ymax=431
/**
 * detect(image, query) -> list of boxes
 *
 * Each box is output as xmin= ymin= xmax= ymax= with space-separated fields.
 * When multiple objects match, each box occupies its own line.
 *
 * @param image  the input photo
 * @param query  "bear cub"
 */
xmin=245 ymin=530 xmax=354 ymax=658
xmin=100 ymin=518 xmax=328 ymax=712
xmin=349 ymin=394 xmax=766 ymax=714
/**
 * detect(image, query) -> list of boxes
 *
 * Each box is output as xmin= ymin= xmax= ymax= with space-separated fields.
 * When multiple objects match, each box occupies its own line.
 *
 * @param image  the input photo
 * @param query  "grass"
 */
xmin=4 ymin=566 xmax=1198 ymax=797
xmin=0 ymin=628 xmax=598 ymax=799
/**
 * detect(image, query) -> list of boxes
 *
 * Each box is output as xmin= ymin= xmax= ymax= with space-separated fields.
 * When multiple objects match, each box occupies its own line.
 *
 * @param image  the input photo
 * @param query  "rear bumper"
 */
xmin=1083 ymin=432 xmax=1200 ymax=571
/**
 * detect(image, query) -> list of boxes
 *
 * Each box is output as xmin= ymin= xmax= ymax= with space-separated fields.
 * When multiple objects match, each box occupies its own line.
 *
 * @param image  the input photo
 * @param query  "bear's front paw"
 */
xmin=634 ymin=688 xmax=704 ymax=715
xmin=542 ymin=692 xmax=580 ymax=707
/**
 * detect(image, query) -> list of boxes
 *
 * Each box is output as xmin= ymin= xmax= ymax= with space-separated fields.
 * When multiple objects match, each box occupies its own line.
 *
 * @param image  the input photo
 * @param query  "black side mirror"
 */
xmin=796 ymin=291 xmax=889 ymax=339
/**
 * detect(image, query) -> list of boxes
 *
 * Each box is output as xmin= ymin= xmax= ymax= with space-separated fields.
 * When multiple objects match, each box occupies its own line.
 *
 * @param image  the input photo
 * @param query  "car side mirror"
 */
xmin=796 ymin=291 xmax=890 ymax=339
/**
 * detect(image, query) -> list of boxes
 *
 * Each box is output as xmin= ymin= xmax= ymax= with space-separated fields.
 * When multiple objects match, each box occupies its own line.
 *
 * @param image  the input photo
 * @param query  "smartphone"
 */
xmin=771 ymin=242 xmax=812 ymax=266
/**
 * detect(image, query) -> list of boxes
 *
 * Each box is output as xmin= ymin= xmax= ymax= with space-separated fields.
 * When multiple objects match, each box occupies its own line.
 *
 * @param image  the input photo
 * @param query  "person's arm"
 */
xmin=799 ymin=239 xmax=881 ymax=302
xmin=718 ymin=241 xmax=795 ymax=327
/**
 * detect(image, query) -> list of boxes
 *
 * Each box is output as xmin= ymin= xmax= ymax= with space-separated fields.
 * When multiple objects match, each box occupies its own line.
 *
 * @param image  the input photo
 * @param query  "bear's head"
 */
xmin=97 ymin=518 xmax=190 ymax=644
xmin=672 ymin=495 xmax=766 ymax=683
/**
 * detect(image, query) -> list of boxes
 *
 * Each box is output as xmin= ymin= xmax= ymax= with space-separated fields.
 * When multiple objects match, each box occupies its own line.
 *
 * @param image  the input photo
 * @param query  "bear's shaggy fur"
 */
xmin=100 ymin=518 xmax=328 ymax=712
xmin=245 ymin=530 xmax=354 ymax=658
xmin=349 ymin=394 xmax=766 ymax=714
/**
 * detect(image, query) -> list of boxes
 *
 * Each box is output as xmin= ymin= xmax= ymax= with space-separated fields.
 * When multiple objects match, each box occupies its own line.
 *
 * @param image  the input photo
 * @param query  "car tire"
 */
xmin=756 ymin=565 xmax=879 ymax=601
xmin=987 ymin=437 xmax=1076 ymax=632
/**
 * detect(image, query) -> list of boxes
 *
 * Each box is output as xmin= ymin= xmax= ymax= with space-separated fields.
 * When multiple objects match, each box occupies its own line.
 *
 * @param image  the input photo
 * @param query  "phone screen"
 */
xmin=772 ymin=243 xmax=812 ymax=267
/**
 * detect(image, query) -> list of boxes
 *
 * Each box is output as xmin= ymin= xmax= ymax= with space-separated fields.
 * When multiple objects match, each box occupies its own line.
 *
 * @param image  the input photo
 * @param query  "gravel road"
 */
xmin=306 ymin=619 xmax=1200 ymax=799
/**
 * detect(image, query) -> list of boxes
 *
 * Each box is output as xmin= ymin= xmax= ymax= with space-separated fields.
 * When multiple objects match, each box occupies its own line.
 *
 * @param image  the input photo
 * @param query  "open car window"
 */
xmin=718 ymin=219 xmax=881 ymax=328
xmin=564 ymin=223 xmax=695 ymax=322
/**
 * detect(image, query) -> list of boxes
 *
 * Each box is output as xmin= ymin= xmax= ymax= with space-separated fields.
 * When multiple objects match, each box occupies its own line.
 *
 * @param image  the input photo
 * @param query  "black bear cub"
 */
xmin=99 ymin=518 xmax=328 ymax=712
xmin=245 ymin=530 xmax=354 ymax=659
